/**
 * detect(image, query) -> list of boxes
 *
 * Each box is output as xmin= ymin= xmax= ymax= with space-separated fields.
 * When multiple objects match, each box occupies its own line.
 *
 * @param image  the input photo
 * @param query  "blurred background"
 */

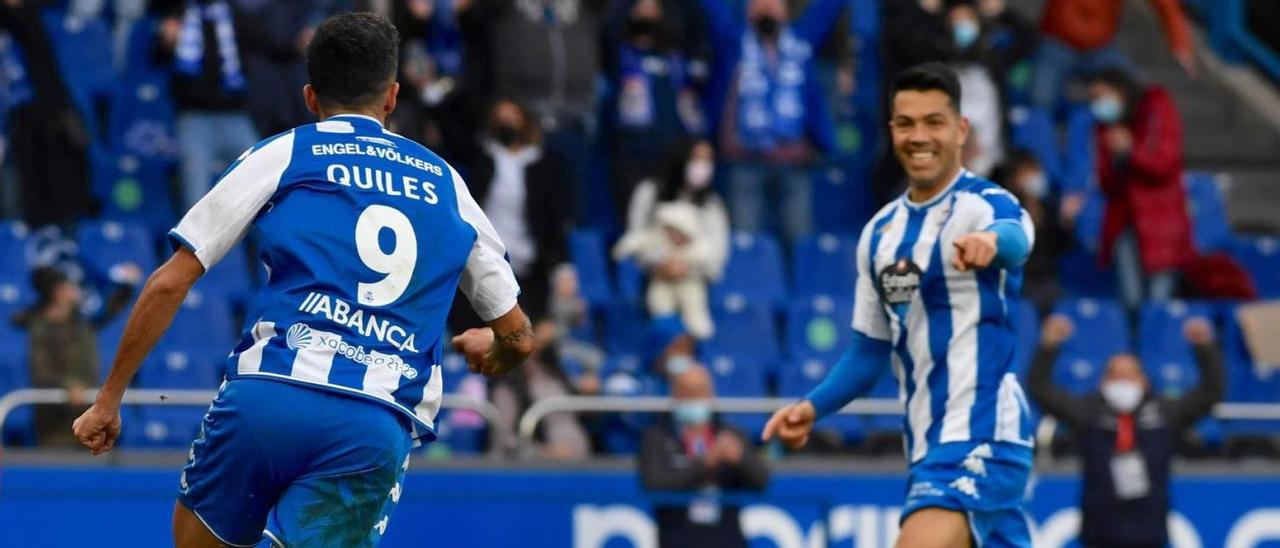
xmin=0 ymin=0 xmax=1279 ymax=546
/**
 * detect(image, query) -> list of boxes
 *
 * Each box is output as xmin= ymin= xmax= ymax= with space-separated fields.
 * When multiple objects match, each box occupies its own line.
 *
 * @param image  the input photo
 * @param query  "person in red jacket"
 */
xmin=1089 ymin=66 xmax=1194 ymax=311
xmin=1031 ymin=0 xmax=1196 ymax=108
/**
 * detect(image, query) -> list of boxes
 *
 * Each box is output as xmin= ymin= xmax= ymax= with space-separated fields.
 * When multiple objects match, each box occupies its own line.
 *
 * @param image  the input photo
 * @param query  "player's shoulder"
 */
xmin=859 ymin=200 xmax=903 ymax=241
xmin=953 ymin=172 xmax=1018 ymax=203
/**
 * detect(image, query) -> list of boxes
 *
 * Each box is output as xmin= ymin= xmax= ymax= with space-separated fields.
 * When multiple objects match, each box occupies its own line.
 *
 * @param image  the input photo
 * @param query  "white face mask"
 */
xmin=684 ymin=159 xmax=714 ymax=190
xmin=1102 ymin=380 xmax=1145 ymax=413
xmin=1020 ymin=171 xmax=1049 ymax=200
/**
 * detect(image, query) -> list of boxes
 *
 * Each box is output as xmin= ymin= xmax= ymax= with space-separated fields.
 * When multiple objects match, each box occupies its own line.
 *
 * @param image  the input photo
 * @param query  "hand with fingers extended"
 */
xmin=72 ymin=402 xmax=122 ymax=456
xmin=951 ymin=231 xmax=998 ymax=272
xmin=761 ymin=400 xmax=817 ymax=450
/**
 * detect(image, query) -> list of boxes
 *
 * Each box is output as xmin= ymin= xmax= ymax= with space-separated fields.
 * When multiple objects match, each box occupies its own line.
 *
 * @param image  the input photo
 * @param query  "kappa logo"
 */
xmin=950 ymin=476 xmax=981 ymax=499
xmin=962 ymin=443 xmax=993 ymax=477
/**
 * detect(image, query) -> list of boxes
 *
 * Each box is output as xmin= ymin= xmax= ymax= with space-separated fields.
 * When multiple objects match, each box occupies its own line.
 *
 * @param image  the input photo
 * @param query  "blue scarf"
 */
xmin=616 ymin=45 xmax=688 ymax=130
xmin=735 ymin=27 xmax=810 ymax=151
xmin=174 ymin=0 xmax=245 ymax=93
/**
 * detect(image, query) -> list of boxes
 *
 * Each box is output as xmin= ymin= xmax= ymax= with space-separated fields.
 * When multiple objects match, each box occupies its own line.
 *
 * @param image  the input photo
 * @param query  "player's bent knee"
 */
xmin=896 ymin=507 xmax=972 ymax=548
xmin=172 ymin=501 xmax=227 ymax=548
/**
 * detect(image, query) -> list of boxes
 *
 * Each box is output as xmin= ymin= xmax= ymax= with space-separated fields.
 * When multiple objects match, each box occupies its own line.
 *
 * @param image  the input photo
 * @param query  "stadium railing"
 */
xmin=0 ymin=388 xmax=504 ymax=451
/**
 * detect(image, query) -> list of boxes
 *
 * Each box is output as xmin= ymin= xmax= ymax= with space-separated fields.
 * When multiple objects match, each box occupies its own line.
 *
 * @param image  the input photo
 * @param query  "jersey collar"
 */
xmin=902 ymin=168 xmax=968 ymax=210
xmin=328 ymin=113 xmax=385 ymax=127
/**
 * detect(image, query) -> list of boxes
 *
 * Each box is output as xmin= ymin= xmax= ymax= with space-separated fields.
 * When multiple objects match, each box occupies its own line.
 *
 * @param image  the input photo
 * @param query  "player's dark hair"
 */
xmin=306 ymin=13 xmax=399 ymax=110
xmin=889 ymin=62 xmax=962 ymax=114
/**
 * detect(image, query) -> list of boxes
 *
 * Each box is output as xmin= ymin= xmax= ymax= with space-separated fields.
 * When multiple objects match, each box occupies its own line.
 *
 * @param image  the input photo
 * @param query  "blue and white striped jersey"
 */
xmin=168 ymin=114 xmax=519 ymax=442
xmin=853 ymin=169 xmax=1036 ymax=462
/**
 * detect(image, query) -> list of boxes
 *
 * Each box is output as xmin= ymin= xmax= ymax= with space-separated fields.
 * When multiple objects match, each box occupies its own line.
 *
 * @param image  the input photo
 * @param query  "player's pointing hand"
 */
xmin=951 ymin=231 xmax=998 ymax=272
xmin=762 ymin=400 xmax=816 ymax=450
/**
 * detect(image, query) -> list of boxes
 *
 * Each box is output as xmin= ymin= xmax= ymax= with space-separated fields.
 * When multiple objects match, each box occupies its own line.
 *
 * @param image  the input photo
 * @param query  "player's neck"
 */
xmin=906 ymin=165 xmax=963 ymax=204
xmin=320 ymin=109 xmax=386 ymax=126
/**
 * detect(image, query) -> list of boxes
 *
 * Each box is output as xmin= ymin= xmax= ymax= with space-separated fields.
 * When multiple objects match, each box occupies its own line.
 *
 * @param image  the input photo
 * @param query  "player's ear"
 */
xmin=957 ymin=114 xmax=971 ymax=148
xmin=303 ymin=85 xmax=321 ymax=116
xmin=382 ymin=82 xmax=400 ymax=116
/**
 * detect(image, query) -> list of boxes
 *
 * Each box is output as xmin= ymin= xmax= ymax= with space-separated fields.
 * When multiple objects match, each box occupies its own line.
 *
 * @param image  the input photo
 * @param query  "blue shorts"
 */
xmin=177 ymin=378 xmax=413 ymax=547
xmin=901 ymin=441 xmax=1034 ymax=547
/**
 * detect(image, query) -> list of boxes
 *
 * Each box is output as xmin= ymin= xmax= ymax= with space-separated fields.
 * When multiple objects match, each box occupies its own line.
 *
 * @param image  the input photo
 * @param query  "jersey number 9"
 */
xmin=355 ymin=205 xmax=417 ymax=307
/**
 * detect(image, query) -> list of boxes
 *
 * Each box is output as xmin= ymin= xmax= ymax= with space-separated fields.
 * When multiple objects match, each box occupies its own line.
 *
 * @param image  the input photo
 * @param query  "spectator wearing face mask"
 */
xmin=640 ymin=364 xmax=770 ymax=548
xmin=615 ymin=139 xmax=729 ymax=340
xmin=697 ymin=0 xmax=848 ymax=242
xmin=1087 ymin=66 xmax=1193 ymax=312
xmin=460 ymin=98 xmax=573 ymax=323
xmin=602 ymin=0 xmax=706 ymax=219
xmin=995 ymin=149 xmax=1068 ymax=314
xmin=945 ymin=0 xmax=1005 ymax=178
xmin=1029 ymin=315 xmax=1224 ymax=548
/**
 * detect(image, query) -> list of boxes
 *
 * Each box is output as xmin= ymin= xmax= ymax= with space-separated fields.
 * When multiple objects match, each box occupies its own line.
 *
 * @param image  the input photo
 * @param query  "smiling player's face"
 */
xmin=890 ymin=89 xmax=969 ymax=194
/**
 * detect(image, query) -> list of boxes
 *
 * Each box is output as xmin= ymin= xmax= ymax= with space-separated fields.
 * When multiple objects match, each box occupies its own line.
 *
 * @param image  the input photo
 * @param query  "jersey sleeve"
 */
xmin=168 ymin=131 xmax=295 ymax=270
xmin=450 ymin=166 xmax=521 ymax=322
xmin=852 ymin=220 xmax=891 ymax=341
xmin=972 ymin=185 xmax=1035 ymax=250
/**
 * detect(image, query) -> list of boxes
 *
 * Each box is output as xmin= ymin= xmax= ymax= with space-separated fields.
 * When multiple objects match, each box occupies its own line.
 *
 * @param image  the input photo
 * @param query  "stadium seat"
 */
xmin=1009 ymin=299 xmax=1040 ymax=378
xmin=710 ymin=232 xmax=788 ymax=308
xmin=811 ymin=164 xmax=875 ymax=235
xmin=1050 ymin=298 xmax=1130 ymax=395
xmin=784 ymin=295 xmax=854 ymax=361
xmin=76 ymin=220 xmax=159 ymax=277
xmin=195 ymin=243 xmax=255 ymax=312
xmin=777 ymin=358 xmax=865 ymax=441
xmin=137 ymin=290 xmax=237 ymax=388
xmin=1217 ymin=303 xmax=1280 ymax=435
xmin=0 ymin=221 xmax=29 ymax=283
xmin=1185 ymin=172 xmax=1232 ymax=254
xmin=704 ymin=295 xmax=781 ymax=365
xmin=601 ymin=300 xmax=647 ymax=357
xmin=1231 ymin=236 xmax=1280 ymax=299
xmin=1008 ymin=107 xmax=1062 ymax=188
xmin=1060 ymin=105 xmax=1097 ymax=193
xmin=1057 ymin=247 xmax=1115 ymax=300
xmin=0 ymin=349 xmax=34 ymax=446
xmin=1137 ymin=301 xmax=1213 ymax=398
xmin=567 ymin=230 xmax=614 ymax=306
xmin=791 ymin=233 xmax=858 ymax=298
xmin=122 ymin=406 xmax=207 ymax=449
xmin=601 ymin=353 xmax=645 ymax=379
xmin=615 ymin=258 xmax=646 ymax=304
xmin=701 ymin=353 xmax=769 ymax=435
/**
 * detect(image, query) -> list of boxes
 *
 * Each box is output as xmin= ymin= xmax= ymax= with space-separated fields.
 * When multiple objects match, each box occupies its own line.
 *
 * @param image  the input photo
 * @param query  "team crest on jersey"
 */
xmin=878 ymin=258 xmax=922 ymax=318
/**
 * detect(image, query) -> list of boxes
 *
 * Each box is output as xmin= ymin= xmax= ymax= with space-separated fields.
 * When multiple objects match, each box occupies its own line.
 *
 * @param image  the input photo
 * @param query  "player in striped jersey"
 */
xmin=72 ymin=14 xmax=533 ymax=547
xmin=764 ymin=63 xmax=1036 ymax=546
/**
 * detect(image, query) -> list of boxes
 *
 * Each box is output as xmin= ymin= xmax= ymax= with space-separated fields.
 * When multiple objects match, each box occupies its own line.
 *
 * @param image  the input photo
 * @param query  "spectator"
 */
xmin=463 ymin=98 xmax=573 ymax=322
xmin=153 ymin=0 xmax=260 ymax=211
xmin=602 ymin=0 xmax=705 ymax=218
xmin=614 ymin=201 xmax=715 ymax=339
xmin=1029 ymin=315 xmax=1224 ymax=548
xmin=1031 ymin=0 xmax=1196 ymax=109
xmin=488 ymin=316 xmax=593 ymax=459
xmin=231 ymin=0 xmax=349 ymax=136
xmin=640 ymin=365 xmax=770 ymax=548
xmin=12 ymin=266 xmax=134 ymax=448
xmin=1089 ymin=66 xmax=1193 ymax=311
xmin=974 ymin=0 xmax=1039 ymax=87
xmin=698 ymin=0 xmax=848 ymax=242
xmin=615 ymin=139 xmax=729 ymax=339
xmin=1 ymin=1 xmax=93 ymax=227
xmin=543 ymin=264 xmax=605 ymax=396
xmin=946 ymin=0 xmax=1006 ymax=177
xmin=995 ymin=149 xmax=1068 ymax=313
xmin=390 ymin=0 xmax=469 ymax=158
xmin=456 ymin=0 xmax=609 ymax=224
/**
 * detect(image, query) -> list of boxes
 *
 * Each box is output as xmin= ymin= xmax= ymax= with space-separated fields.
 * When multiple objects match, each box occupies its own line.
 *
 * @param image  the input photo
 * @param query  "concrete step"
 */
xmin=1224 ymin=168 xmax=1280 ymax=232
xmin=1184 ymin=126 xmax=1280 ymax=167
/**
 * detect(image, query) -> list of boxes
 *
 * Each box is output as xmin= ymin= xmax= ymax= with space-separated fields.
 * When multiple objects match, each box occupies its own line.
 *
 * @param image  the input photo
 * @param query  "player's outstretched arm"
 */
xmin=451 ymin=304 xmax=534 ymax=377
xmin=72 ymin=248 xmax=205 ymax=455
xmin=763 ymin=331 xmax=891 ymax=449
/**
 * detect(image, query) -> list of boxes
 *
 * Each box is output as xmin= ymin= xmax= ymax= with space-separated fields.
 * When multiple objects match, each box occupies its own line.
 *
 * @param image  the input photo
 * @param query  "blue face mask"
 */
xmin=1091 ymin=96 xmax=1124 ymax=123
xmin=953 ymin=20 xmax=980 ymax=49
xmin=673 ymin=400 xmax=712 ymax=426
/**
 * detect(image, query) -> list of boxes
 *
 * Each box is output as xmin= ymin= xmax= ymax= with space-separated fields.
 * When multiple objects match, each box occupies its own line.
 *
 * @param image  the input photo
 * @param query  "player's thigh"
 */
xmin=172 ymin=501 xmax=226 ymax=548
xmin=896 ymin=507 xmax=972 ymax=548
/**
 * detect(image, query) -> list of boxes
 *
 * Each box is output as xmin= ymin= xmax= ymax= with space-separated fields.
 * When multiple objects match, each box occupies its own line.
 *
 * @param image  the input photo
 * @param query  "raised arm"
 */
xmin=1164 ymin=318 xmax=1226 ymax=430
xmin=1027 ymin=315 xmax=1092 ymax=430
xmin=790 ymin=0 xmax=850 ymax=46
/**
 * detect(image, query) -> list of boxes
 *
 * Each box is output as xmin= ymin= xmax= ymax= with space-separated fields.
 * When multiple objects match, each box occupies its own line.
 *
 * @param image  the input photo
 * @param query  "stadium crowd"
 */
xmin=0 ymin=0 xmax=1276 ymax=462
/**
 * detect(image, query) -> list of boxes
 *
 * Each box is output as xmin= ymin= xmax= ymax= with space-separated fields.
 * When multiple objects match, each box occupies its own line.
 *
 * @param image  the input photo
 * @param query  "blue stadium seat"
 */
xmin=1010 ymin=299 xmax=1040 ymax=378
xmin=602 ymin=300 xmax=647 ymax=357
xmin=1008 ymin=107 xmax=1062 ymax=188
xmin=123 ymin=406 xmax=206 ymax=448
xmin=710 ymin=232 xmax=787 ymax=308
xmin=777 ymin=358 xmax=865 ymax=441
xmin=784 ymin=295 xmax=854 ymax=361
xmin=76 ymin=221 xmax=159 ymax=276
xmin=792 ymin=233 xmax=858 ymax=298
xmin=567 ymin=230 xmax=614 ymax=306
xmin=1060 ymin=105 xmax=1097 ymax=193
xmin=0 ymin=349 xmax=34 ymax=446
xmin=1218 ymin=303 xmax=1280 ymax=435
xmin=93 ymin=152 xmax=178 ymax=235
xmin=702 ymin=353 xmax=769 ymax=435
xmin=1231 ymin=236 xmax=1280 ymax=299
xmin=811 ymin=164 xmax=875 ymax=235
xmin=1057 ymin=247 xmax=1115 ymax=300
xmin=601 ymin=353 xmax=645 ymax=379
xmin=615 ymin=258 xmax=646 ymax=304
xmin=1185 ymin=173 xmax=1232 ymax=254
xmin=0 ymin=221 xmax=30 ymax=283
xmin=705 ymin=295 xmax=780 ymax=364
xmin=196 ymin=243 xmax=255 ymax=312
xmin=1137 ymin=301 xmax=1213 ymax=398
xmin=135 ymin=290 xmax=236 ymax=388
xmin=1050 ymin=298 xmax=1130 ymax=395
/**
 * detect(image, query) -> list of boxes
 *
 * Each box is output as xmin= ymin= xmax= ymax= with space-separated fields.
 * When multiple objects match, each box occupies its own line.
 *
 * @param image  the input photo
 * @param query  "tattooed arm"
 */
xmin=451 ymin=304 xmax=534 ymax=377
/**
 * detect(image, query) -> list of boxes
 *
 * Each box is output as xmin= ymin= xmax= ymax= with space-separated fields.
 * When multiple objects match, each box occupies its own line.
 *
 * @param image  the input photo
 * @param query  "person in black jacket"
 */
xmin=640 ymin=364 xmax=769 ymax=548
xmin=1028 ymin=314 xmax=1225 ymax=548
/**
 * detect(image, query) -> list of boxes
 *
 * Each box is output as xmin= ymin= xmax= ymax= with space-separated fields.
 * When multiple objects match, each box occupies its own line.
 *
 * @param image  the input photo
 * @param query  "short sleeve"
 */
xmin=967 ymin=185 xmax=1036 ymax=251
xmin=852 ymin=220 xmax=891 ymax=341
xmin=451 ymin=166 xmax=521 ymax=322
xmin=168 ymin=131 xmax=295 ymax=270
